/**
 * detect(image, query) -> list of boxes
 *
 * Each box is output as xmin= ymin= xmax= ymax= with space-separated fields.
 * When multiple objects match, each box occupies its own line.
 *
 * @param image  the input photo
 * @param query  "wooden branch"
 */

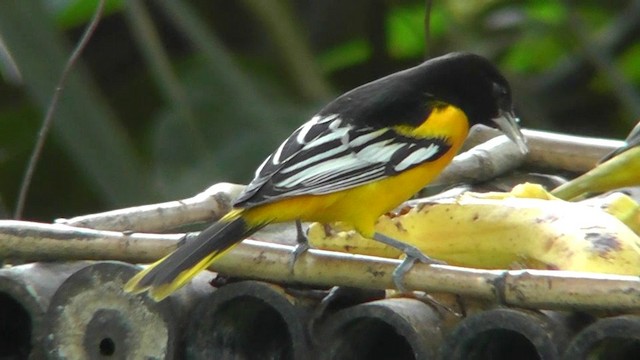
xmin=55 ymin=183 xmax=245 ymax=232
xmin=466 ymin=126 xmax=624 ymax=173
xmin=432 ymin=134 xmax=526 ymax=186
xmin=2 ymin=220 xmax=640 ymax=311
xmin=0 ymin=220 xmax=179 ymax=263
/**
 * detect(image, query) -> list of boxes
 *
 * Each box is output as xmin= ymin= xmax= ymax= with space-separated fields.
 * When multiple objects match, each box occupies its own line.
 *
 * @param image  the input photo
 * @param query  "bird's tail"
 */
xmin=124 ymin=210 xmax=261 ymax=301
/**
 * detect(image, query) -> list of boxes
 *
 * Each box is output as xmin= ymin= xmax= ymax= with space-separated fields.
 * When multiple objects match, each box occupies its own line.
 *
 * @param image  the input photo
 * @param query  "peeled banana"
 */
xmin=308 ymin=183 xmax=640 ymax=275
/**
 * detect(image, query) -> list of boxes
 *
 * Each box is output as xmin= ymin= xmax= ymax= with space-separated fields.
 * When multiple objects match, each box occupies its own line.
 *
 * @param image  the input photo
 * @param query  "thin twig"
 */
xmin=0 ymin=33 xmax=21 ymax=85
xmin=14 ymin=0 xmax=106 ymax=219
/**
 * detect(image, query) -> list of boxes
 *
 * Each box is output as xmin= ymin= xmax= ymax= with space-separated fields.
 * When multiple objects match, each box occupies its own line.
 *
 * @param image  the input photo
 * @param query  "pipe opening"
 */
xmin=581 ymin=337 xmax=640 ymax=359
xmin=99 ymin=337 xmax=115 ymax=356
xmin=330 ymin=318 xmax=415 ymax=360
xmin=460 ymin=329 xmax=540 ymax=360
xmin=207 ymin=296 xmax=293 ymax=359
xmin=0 ymin=293 xmax=32 ymax=359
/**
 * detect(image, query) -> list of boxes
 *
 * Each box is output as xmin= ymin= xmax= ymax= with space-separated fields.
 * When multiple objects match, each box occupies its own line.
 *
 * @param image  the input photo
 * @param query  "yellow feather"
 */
xmin=124 ymin=209 xmax=247 ymax=300
xmin=147 ymin=253 xmax=217 ymax=301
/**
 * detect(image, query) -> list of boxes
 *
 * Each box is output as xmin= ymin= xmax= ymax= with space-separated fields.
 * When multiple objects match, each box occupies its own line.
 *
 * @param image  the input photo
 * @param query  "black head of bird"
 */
xmin=322 ymin=52 xmax=528 ymax=153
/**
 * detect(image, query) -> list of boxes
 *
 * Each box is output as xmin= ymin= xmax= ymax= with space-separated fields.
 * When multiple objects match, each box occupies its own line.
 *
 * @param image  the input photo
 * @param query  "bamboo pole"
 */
xmin=466 ymin=126 xmax=625 ymax=173
xmin=1 ymin=220 xmax=640 ymax=311
xmin=55 ymin=182 xmax=245 ymax=232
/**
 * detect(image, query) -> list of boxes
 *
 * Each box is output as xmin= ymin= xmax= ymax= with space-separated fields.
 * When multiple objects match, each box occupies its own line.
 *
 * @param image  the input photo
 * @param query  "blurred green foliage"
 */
xmin=50 ymin=0 xmax=124 ymax=27
xmin=0 ymin=0 xmax=639 ymax=221
xmin=386 ymin=3 xmax=429 ymax=59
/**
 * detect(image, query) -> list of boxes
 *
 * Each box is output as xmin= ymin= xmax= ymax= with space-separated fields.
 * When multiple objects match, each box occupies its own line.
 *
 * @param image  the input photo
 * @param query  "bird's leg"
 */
xmin=372 ymin=232 xmax=445 ymax=292
xmin=288 ymin=220 xmax=310 ymax=273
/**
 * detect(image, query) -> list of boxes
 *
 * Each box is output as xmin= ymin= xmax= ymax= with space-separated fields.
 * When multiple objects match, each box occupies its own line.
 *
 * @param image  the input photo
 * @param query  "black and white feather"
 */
xmin=231 ymin=53 xmax=519 ymax=208
xmin=234 ymin=114 xmax=450 ymax=208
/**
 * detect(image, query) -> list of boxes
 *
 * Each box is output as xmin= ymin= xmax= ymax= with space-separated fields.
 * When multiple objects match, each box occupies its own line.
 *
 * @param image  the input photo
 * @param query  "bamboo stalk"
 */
xmin=432 ymin=134 xmax=526 ymax=186
xmin=467 ymin=126 xmax=625 ymax=173
xmin=0 ymin=220 xmax=179 ymax=262
xmin=55 ymin=183 xmax=245 ymax=232
xmin=1 ymin=220 xmax=640 ymax=311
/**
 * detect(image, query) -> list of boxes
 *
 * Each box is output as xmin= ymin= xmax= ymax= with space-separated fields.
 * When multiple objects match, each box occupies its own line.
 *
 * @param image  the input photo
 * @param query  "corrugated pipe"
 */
xmin=40 ymin=261 xmax=211 ymax=359
xmin=563 ymin=315 xmax=640 ymax=359
xmin=439 ymin=308 xmax=584 ymax=360
xmin=185 ymin=280 xmax=313 ymax=359
xmin=317 ymin=298 xmax=444 ymax=359
xmin=0 ymin=262 xmax=89 ymax=359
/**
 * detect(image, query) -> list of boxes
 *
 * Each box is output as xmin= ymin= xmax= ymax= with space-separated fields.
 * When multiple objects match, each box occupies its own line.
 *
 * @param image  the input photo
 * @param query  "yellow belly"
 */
xmin=242 ymin=105 xmax=469 ymax=237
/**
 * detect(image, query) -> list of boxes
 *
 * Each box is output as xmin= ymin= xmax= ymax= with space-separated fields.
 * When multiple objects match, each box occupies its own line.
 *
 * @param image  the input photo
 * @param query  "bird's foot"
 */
xmin=288 ymin=220 xmax=310 ymax=273
xmin=372 ymin=232 xmax=445 ymax=292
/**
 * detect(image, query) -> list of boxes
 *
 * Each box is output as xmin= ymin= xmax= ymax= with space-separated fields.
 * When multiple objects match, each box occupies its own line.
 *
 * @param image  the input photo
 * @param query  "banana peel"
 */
xmin=582 ymin=192 xmax=640 ymax=236
xmin=551 ymin=146 xmax=640 ymax=200
xmin=308 ymin=183 xmax=640 ymax=275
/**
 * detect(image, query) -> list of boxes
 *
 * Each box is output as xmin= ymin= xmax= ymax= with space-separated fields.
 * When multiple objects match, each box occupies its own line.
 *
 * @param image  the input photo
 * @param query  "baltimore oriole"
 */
xmin=125 ymin=52 xmax=528 ymax=301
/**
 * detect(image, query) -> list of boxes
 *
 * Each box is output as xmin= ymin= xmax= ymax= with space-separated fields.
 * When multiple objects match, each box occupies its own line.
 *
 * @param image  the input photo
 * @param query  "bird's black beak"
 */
xmin=492 ymin=110 xmax=528 ymax=154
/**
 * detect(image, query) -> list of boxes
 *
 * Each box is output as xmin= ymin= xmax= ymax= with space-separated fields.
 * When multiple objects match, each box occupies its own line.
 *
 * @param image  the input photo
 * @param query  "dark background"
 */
xmin=0 ymin=0 xmax=639 ymax=221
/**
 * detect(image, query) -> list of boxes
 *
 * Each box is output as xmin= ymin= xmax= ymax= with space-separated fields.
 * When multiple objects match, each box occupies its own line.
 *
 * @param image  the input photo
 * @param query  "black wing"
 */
xmin=233 ymin=114 xmax=451 ymax=208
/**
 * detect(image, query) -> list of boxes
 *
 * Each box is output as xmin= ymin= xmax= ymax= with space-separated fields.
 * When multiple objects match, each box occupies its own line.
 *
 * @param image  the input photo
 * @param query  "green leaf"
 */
xmin=525 ymin=2 xmax=567 ymax=25
xmin=48 ymin=0 xmax=124 ymax=28
xmin=385 ymin=3 xmax=448 ymax=59
xmin=618 ymin=43 xmax=640 ymax=84
xmin=386 ymin=4 xmax=425 ymax=59
xmin=502 ymin=34 xmax=565 ymax=73
xmin=318 ymin=39 xmax=371 ymax=74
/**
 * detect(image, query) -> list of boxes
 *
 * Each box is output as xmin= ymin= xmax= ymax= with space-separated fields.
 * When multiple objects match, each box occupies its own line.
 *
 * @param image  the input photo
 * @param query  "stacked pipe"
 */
xmin=185 ymin=280 xmax=313 ymax=359
xmin=41 ymin=261 xmax=186 ymax=359
xmin=3 ymin=262 xmax=640 ymax=358
xmin=0 ymin=262 xmax=88 ymax=359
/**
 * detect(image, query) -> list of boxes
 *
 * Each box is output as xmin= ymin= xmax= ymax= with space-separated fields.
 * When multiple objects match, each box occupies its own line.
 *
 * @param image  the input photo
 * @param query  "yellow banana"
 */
xmin=309 ymin=183 xmax=640 ymax=274
xmin=582 ymin=192 xmax=640 ymax=236
xmin=308 ymin=221 xmax=402 ymax=259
